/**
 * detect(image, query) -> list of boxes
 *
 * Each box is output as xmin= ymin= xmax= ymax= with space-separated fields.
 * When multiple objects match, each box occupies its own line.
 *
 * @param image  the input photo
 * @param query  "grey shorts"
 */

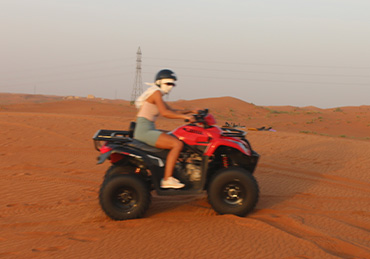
xmin=134 ymin=117 xmax=162 ymax=146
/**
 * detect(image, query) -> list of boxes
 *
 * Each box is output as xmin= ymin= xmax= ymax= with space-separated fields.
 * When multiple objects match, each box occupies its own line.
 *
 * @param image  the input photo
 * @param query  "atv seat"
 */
xmin=127 ymin=139 xmax=169 ymax=159
xmin=127 ymin=121 xmax=169 ymax=158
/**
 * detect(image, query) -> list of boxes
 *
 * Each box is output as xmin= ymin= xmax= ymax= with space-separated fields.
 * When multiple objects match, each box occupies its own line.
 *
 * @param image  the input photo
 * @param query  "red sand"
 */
xmin=1 ymin=94 xmax=369 ymax=258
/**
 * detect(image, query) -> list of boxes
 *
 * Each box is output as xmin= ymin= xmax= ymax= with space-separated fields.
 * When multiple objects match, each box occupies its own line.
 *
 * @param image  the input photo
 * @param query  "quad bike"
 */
xmin=92 ymin=109 xmax=260 ymax=220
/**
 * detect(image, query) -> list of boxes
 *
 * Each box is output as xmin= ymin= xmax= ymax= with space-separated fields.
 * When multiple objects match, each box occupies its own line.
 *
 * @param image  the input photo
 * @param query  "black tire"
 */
xmin=207 ymin=167 xmax=259 ymax=217
xmin=103 ymin=165 xmax=134 ymax=183
xmin=99 ymin=174 xmax=151 ymax=220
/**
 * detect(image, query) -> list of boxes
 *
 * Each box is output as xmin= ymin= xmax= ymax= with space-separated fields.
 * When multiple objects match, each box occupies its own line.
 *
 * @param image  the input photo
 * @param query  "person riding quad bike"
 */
xmin=134 ymin=69 xmax=197 ymax=189
xmin=92 ymin=70 xmax=260 ymax=220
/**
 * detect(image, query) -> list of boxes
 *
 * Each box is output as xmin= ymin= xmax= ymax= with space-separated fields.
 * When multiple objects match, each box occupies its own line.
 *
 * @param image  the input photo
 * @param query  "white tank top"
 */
xmin=137 ymin=101 xmax=159 ymax=121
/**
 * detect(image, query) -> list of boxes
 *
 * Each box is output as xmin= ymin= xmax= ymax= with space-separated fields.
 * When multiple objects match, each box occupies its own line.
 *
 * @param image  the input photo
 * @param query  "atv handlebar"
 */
xmin=184 ymin=109 xmax=208 ymax=122
xmin=194 ymin=109 xmax=209 ymax=121
xmin=185 ymin=109 xmax=246 ymax=137
xmin=185 ymin=109 xmax=208 ymax=122
xmin=184 ymin=109 xmax=215 ymax=129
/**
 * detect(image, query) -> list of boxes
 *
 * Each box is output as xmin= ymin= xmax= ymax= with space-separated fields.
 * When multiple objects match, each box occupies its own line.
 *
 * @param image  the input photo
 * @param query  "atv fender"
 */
xmin=205 ymin=139 xmax=251 ymax=157
xmin=97 ymin=145 xmax=165 ymax=170
xmin=97 ymin=150 xmax=113 ymax=164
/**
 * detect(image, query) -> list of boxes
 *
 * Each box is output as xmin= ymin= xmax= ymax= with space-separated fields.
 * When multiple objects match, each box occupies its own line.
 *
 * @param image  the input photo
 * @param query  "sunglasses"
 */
xmin=164 ymin=82 xmax=176 ymax=87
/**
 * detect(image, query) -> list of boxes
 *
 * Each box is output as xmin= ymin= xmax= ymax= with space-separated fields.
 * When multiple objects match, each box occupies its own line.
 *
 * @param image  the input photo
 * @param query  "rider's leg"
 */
xmin=155 ymin=133 xmax=183 ymax=180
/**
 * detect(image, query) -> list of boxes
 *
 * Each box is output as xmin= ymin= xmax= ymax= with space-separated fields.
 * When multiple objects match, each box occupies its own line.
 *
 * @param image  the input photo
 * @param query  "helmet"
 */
xmin=155 ymin=69 xmax=177 ymax=81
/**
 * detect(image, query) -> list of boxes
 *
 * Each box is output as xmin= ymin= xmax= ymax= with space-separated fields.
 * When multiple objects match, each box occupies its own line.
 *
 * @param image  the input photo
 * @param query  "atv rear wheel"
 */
xmin=103 ymin=165 xmax=134 ymax=183
xmin=99 ymin=174 xmax=151 ymax=220
xmin=207 ymin=167 xmax=259 ymax=217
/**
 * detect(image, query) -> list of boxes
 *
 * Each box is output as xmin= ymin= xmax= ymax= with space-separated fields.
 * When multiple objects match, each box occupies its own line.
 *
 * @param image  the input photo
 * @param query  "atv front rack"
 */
xmin=92 ymin=129 xmax=132 ymax=151
xmin=220 ymin=127 xmax=246 ymax=138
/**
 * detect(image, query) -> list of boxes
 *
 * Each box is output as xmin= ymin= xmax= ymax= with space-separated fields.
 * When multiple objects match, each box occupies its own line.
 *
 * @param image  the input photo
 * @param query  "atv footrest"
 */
xmin=156 ymin=189 xmax=204 ymax=196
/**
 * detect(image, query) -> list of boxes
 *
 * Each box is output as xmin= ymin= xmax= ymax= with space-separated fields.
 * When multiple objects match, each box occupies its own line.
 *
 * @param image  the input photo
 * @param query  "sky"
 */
xmin=1 ymin=0 xmax=370 ymax=108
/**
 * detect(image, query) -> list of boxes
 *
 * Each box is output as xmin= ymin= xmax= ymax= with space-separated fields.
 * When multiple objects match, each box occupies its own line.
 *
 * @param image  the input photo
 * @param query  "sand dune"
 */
xmin=0 ymin=95 xmax=369 ymax=258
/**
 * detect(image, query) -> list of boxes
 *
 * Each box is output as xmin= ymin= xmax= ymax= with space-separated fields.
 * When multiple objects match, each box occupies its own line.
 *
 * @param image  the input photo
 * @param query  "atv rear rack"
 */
xmin=93 ymin=129 xmax=132 ymax=151
xmin=220 ymin=127 xmax=246 ymax=138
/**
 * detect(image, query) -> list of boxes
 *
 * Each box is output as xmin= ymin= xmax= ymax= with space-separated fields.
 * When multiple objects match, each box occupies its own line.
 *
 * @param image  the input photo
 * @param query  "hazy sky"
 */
xmin=1 ymin=0 xmax=369 ymax=108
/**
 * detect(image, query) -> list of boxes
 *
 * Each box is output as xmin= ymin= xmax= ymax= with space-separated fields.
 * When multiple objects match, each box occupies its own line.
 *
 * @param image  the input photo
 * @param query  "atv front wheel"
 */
xmin=207 ymin=167 xmax=259 ymax=217
xmin=99 ymin=174 xmax=151 ymax=220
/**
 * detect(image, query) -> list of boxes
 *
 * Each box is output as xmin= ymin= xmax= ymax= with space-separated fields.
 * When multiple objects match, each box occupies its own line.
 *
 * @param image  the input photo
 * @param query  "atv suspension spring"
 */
xmin=222 ymin=155 xmax=229 ymax=168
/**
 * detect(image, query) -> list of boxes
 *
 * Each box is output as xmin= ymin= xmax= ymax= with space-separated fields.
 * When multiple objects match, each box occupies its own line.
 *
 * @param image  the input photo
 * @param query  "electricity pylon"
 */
xmin=130 ymin=47 xmax=143 ymax=104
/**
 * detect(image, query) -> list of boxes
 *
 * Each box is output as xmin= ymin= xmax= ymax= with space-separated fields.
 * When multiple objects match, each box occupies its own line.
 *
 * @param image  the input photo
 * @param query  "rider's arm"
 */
xmin=150 ymin=91 xmax=192 ymax=120
xmin=164 ymin=102 xmax=197 ymax=115
xmin=176 ymin=108 xmax=198 ymax=115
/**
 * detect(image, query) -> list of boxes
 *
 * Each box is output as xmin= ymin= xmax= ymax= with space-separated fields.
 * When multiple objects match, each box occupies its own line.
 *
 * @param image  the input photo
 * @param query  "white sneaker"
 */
xmin=170 ymin=177 xmax=180 ymax=183
xmin=161 ymin=177 xmax=185 ymax=189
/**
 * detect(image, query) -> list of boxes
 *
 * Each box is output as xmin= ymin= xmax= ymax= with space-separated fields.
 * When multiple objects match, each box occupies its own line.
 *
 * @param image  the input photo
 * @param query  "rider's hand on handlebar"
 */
xmin=184 ymin=115 xmax=196 ymax=123
xmin=192 ymin=108 xmax=201 ymax=114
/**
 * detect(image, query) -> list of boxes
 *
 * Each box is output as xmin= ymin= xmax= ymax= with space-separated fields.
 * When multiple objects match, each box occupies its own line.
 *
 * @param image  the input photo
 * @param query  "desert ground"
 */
xmin=0 ymin=93 xmax=369 ymax=258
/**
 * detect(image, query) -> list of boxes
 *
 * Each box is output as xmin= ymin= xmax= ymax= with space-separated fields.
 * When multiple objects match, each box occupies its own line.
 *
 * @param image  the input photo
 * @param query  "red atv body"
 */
xmin=93 ymin=109 xmax=259 ymax=220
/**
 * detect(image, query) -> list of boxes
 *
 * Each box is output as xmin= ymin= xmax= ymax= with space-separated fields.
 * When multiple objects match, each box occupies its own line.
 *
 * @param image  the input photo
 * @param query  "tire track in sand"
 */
xmin=259 ymin=162 xmax=370 ymax=193
xmin=252 ymin=212 xmax=370 ymax=259
xmin=0 ymin=120 xmax=85 ymax=145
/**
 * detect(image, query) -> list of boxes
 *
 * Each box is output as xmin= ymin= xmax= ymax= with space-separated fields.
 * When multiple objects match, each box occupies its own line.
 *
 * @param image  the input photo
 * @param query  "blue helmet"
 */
xmin=155 ymin=69 xmax=177 ymax=81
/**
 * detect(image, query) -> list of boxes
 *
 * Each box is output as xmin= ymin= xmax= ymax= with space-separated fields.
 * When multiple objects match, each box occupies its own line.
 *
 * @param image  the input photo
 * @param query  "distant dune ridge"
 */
xmin=1 ymin=93 xmax=369 ymax=139
xmin=0 ymin=93 xmax=369 ymax=258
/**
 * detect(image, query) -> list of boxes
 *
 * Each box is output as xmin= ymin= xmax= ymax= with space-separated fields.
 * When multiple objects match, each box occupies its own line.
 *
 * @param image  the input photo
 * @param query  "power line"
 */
xmin=1 ymin=64 xmax=133 ymax=81
xmin=142 ymin=71 xmax=370 ymax=87
xmin=0 ymin=72 xmax=134 ymax=89
xmin=1 ymin=55 xmax=369 ymax=92
xmin=145 ymin=57 xmax=370 ymax=70
xmin=6 ymin=63 xmax=369 ymax=83
xmin=2 ymin=56 xmax=369 ymax=82
xmin=2 ymin=70 xmax=368 ymax=91
xmin=0 ymin=57 xmax=135 ymax=75
xmin=4 ymin=63 xmax=368 ymax=86
xmin=144 ymin=64 xmax=370 ymax=78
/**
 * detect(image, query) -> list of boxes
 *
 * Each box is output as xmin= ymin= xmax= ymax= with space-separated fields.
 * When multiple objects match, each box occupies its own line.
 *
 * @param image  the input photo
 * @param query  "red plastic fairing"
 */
xmin=100 ymin=145 xmax=112 ymax=154
xmin=110 ymin=153 xmax=124 ymax=163
xmin=172 ymin=124 xmax=251 ymax=157
xmin=204 ymin=138 xmax=251 ymax=156
xmin=204 ymin=114 xmax=217 ymax=125
xmin=171 ymin=126 xmax=213 ymax=146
